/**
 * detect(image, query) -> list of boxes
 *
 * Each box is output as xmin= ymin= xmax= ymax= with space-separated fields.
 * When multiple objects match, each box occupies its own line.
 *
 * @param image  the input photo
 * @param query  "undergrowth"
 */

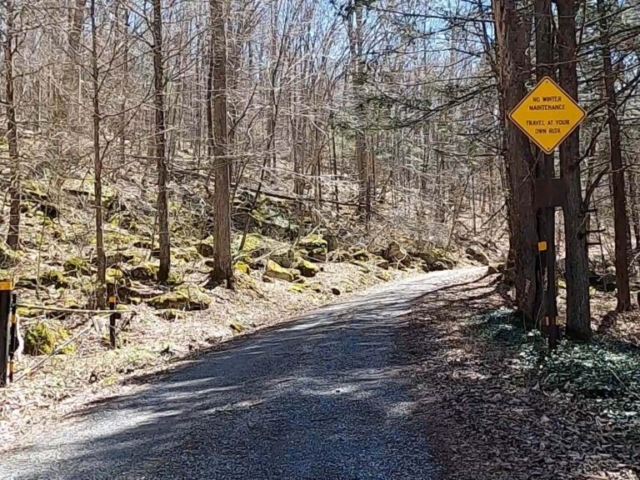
xmin=469 ymin=308 xmax=640 ymax=416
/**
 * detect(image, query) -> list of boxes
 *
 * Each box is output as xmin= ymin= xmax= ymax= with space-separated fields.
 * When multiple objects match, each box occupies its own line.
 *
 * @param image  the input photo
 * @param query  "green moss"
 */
xmin=40 ymin=269 xmax=70 ymax=288
xmin=148 ymin=285 xmax=212 ymax=311
xmin=16 ymin=307 xmax=40 ymax=318
xmin=159 ymin=309 xmax=186 ymax=321
xmin=0 ymin=242 xmax=20 ymax=268
xmin=106 ymin=267 xmax=126 ymax=285
xmin=129 ymin=262 xmax=159 ymax=281
xmin=232 ymin=233 xmax=267 ymax=259
xmin=234 ymin=261 xmax=251 ymax=275
xmin=299 ymin=234 xmax=328 ymax=261
xmin=288 ymin=283 xmax=308 ymax=293
xmin=296 ymin=258 xmax=320 ymax=278
xmin=63 ymin=256 xmax=91 ymax=276
xmin=270 ymin=247 xmax=295 ymax=268
xmin=173 ymin=247 xmax=201 ymax=263
xmin=24 ymin=322 xmax=75 ymax=356
xmin=264 ymin=260 xmax=299 ymax=282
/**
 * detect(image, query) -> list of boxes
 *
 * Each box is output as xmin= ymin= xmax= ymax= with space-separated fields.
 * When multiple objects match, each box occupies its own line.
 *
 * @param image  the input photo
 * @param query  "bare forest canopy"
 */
xmin=0 ymin=0 xmax=638 ymax=340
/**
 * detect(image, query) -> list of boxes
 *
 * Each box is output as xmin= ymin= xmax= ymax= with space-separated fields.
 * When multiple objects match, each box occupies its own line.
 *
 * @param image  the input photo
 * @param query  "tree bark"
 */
xmin=598 ymin=0 xmax=631 ymax=311
xmin=556 ymin=0 xmax=591 ymax=340
xmin=208 ymin=0 xmax=233 ymax=287
xmin=90 ymin=0 xmax=105 ymax=308
xmin=493 ymin=0 xmax=538 ymax=322
xmin=152 ymin=0 xmax=171 ymax=282
xmin=4 ymin=0 xmax=20 ymax=251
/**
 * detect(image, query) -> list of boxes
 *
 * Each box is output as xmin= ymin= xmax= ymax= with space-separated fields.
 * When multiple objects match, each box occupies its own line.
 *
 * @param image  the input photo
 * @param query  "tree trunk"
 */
xmin=493 ymin=0 xmax=538 ymax=322
xmin=598 ymin=0 xmax=631 ymax=311
xmin=533 ymin=0 xmax=555 ymax=326
xmin=152 ymin=0 xmax=171 ymax=282
xmin=90 ymin=0 xmax=105 ymax=308
xmin=556 ymin=0 xmax=591 ymax=340
xmin=208 ymin=0 xmax=233 ymax=287
xmin=4 ymin=0 xmax=20 ymax=251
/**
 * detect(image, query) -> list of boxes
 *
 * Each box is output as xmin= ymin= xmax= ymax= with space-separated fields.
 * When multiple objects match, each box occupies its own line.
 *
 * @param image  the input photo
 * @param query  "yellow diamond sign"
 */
xmin=509 ymin=76 xmax=586 ymax=154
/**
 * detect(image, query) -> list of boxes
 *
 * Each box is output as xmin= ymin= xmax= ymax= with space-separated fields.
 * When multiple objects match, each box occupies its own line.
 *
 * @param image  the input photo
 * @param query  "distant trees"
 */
xmin=0 ymin=0 xmax=638 ymax=342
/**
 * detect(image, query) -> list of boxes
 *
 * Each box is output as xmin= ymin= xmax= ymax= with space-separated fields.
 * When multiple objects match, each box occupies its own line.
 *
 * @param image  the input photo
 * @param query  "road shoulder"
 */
xmin=401 ymin=274 xmax=639 ymax=480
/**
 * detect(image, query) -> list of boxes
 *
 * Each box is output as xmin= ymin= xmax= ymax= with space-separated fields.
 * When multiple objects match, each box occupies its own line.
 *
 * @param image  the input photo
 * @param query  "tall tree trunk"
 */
xmin=556 ymin=0 xmax=591 ymax=340
xmin=493 ymin=0 xmax=538 ymax=322
xmin=4 ymin=0 xmax=20 ymax=251
xmin=152 ymin=0 xmax=171 ymax=282
xmin=598 ymin=0 xmax=631 ymax=311
xmin=90 ymin=0 xmax=105 ymax=308
xmin=208 ymin=0 xmax=233 ymax=287
xmin=533 ymin=0 xmax=555 ymax=326
xmin=349 ymin=3 xmax=370 ymax=221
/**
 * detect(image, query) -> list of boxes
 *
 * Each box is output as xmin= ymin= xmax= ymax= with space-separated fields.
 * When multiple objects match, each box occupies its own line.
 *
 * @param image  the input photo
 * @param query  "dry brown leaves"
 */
xmin=402 ymin=275 xmax=640 ymax=480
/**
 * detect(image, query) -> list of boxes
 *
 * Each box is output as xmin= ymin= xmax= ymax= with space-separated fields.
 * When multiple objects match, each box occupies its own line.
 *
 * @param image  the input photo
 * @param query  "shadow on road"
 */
xmin=5 ymin=273 xmax=487 ymax=479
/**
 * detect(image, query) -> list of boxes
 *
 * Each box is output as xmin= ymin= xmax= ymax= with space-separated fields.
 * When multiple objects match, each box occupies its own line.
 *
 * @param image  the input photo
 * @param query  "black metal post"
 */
xmin=0 ymin=281 xmax=13 ymax=387
xmin=9 ymin=293 xmax=17 ymax=383
xmin=547 ymin=207 xmax=559 ymax=350
xmin=108 ymin=284 xmax=117 ymax=349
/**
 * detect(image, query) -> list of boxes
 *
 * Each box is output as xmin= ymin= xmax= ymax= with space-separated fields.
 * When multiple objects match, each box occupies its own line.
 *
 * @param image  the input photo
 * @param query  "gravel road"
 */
xmin=1 ymin=268 xmax=484 ymax=480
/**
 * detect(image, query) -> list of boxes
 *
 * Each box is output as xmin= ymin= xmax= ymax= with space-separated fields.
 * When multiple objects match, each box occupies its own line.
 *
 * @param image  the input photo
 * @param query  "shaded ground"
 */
xmin=0 ymin=261 xmax=412 ymax=446
xmin=0 ymin=268 xmax=485 ymax=480
xmin=403 ymin=275 xmax=640 ymax=480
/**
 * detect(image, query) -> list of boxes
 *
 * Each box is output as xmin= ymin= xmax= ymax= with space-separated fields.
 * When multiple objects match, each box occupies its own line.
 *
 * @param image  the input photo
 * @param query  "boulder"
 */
xmin=195 ymin=237 xmax=214 ymax=257
xmin=148 ymin=285 xmax=212 ymax=311
xmin=63 ymin=256 xmax=92 ymax=276
xmin=299 ymin=234 xmax=328 ymax=261
xmin=24 ymin=322 xmax=75 ymax=356
xmin=296 ymin=258 xmax=320 ymax=278
xmin=385 ymin=241 xmax=410 ymax=266
xmin=264 ymin=260 xmax=300 ymax=282
xmin=270 ymin=247 xmax=296 ymax=268
xmin=466 ymin=246 xmax=490 ymax=265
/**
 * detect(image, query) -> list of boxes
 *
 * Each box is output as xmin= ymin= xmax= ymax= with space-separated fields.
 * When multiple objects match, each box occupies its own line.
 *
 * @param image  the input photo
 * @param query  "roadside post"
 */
xmin=508 ymin=76 xmax=587 ymax=350
xmin=0 ymin=281 xmax=13 ymax=387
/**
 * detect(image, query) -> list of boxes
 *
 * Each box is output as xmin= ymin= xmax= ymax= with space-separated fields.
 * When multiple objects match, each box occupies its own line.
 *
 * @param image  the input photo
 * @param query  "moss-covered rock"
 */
xmin=106 ymin=267 xmax=127 ymax=286
xmin=384 ymin=241 xmax=410 ymax=266
xmin=173 ymin=247 xmax=201 ymax=263
xmin=288 ymin=283 xmax=308 ymax=293
xmin=40 ymin=269 xmax=70 ymax=288
xmin=466 ymin=246 xmax=490 ymax=265
xmin=63 ymin=256 xmax=92 ymax=276
xmin=232 ymin=233 xmax=268 ymax=259
xmin=234 ymin=261 xmax=251 ymax=275
xmin=350 ymin=249 xmax=370 ymax=262
xmin=148 ymin=285 xmax=212 ymax=311
xmin=159 ymin=309 xmax=186 ymax=321
xmin=264 ymin=260 xmax=299 ymax=282
xmin=129 ymin=262 xmax=159 ymax=281
xmin=62 ymin=177 xmax=117 ymax=203
xmin=0 ymin=242 xmax=20 ymax=268
xmin=299 ymin=234 xmax=328 ymax=261
xmin=23 ymin=179 xmax=49 ymax=201
xmin=24 ymin=322 xmax=75 ymax=356
xmin=270 ymin=247 xmax=296 ymax=268
xmin=195 ymin=237 xmax=215 ymax=257
xmin=418 ymin=246 xmax=454 ymax=270
xmin=296 ymin=258 xmax=320 ymax=278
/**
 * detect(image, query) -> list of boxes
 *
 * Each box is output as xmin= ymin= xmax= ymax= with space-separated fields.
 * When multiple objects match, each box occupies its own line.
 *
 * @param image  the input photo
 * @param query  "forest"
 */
xmin=0 ymin=0 xmax=640 ymax=477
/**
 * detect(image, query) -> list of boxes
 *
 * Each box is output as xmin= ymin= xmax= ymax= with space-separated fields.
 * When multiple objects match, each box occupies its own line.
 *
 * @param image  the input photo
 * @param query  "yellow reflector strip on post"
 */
xmin=0 ymin=281 xmax=12 ymax=290
xmin=108 ymin=296 xmax=116 ymax=304
xmin=538 ymin=241 xmax=548 ymax=252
